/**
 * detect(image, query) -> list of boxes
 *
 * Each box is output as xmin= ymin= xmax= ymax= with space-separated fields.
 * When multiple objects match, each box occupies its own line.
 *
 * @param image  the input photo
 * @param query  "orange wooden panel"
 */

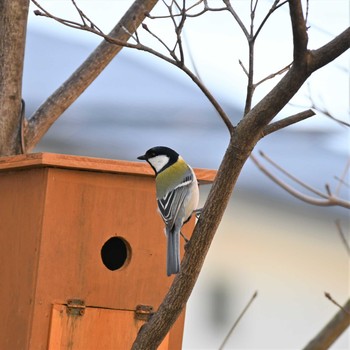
xmin=0 ymin=152 xmax=217 ymax=183
xmin=0 ymin=168 xmax=48 ymax=350
xmin=48 ymin=304 xmax=170 ymax=350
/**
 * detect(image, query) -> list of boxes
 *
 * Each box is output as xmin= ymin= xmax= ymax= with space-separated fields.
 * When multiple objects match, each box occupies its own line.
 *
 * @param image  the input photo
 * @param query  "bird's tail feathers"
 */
xmin=166 ymin=226 xmax=180 ymax=276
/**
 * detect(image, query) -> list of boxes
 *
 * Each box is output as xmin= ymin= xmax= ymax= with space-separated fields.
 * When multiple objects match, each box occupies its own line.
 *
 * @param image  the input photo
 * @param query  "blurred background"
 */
xmin=24 ymin=1 xmax=349 ymax=349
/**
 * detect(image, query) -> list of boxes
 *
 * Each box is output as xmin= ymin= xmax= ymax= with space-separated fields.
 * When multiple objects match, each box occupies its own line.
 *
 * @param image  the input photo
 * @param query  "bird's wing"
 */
xmin=157 ymin=173 xmax=194 ymax=230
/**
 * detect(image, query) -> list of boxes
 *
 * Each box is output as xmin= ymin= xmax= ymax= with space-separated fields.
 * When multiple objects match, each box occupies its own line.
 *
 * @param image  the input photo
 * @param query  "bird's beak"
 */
xmin=137 ymin=154 xmax=147 ymax=160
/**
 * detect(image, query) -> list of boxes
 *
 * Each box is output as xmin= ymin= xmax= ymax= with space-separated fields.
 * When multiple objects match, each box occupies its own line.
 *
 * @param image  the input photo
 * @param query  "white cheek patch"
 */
xmin=148 ymin=155 xmax=170 ymax=172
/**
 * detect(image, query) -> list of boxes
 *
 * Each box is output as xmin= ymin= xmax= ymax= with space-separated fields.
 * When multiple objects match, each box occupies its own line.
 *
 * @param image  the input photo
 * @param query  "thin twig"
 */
xmin=71 ymin=0 xmax=87 ymax=26
xmin=259 ymin=151 xmax=328 ymax=199
xmin=306 ymin=83 xmax=350 ymax=128
xmin=223 ymin=0 xmax=249 ymax=39
xmin=334 ymin=176 xmax=350 ymax=189
xmin=254 ymin=63 xmax=292 ymax=88
xmin=325 ymin=183 xmax=332 ymax=197
xmin=325 ymin=293 xmax=350 ymax=317
xmin=20 ymin=99 xmax=27 ymax=154
xmin=183 ymin=30 xmax=202 ymax=81
xmin=170 ymin=0 xmax=186 ymax=65
xmin=31 ymin=0 xmax=233 ymax=132
xmin=250 ymin=153 xmax=350 ymax=209
xmin=182 ymin=65 xmax=234 ymax=133
xmin=238 ymin=59 xmax=249 ymax=77
xmin=305 ymin=0 xmax=310 ymax=28
xmin=335 ymin=159 xmax=350 ymax=196
xmin=334 ymin=220 xmax=350 ymax=256
xmin=218 ymin=291 xmax=258 ymax=350
xmin=146 ymin=1 xmax=227 ymax=19
xmin=141 ymin=23 xmax=176 ymax=59
xmin=254 ymin=0 xmax=288 ymax=40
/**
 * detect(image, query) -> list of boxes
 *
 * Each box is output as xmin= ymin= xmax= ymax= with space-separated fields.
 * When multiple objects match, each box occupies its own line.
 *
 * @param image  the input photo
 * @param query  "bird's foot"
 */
xmin=194 ymin=208 xmax=202 ymax=219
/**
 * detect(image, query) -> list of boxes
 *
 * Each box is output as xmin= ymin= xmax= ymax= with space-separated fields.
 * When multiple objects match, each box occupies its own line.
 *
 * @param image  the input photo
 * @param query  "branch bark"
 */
xmin=303 ymin=299 xmax=350 ymax=350
xmin=263 ymin=109 xmax=315 ymax=136
xmin=0 ymin=0 xmax=30 ymax=156
xmin=289 ymin=0 xmax=308 ymax=63
xmin=24 ymin=0 xmax=159 ymax=151
xmin=309 ymin=27 xmax=350 ymax=72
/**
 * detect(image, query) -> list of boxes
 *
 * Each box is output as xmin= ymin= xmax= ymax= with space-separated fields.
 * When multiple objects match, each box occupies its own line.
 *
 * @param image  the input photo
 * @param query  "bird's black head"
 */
xmin=137 ymin=146 xmax=179 ymax=174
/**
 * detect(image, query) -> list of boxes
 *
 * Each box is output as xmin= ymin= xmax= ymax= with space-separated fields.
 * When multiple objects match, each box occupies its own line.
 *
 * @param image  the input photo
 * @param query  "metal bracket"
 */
xmin=134 ymin=304 xmax=154 ymax=321
xmin=66 ymin=299 xmax=85 ymax=316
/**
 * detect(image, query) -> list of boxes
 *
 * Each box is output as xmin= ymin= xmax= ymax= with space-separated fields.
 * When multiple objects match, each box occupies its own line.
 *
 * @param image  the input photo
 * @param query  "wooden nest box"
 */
xmin=0 ymin=153 xmax=216 ymax=350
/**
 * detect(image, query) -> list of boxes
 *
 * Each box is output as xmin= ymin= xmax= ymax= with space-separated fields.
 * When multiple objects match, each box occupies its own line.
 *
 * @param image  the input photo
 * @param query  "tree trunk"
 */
xmin=0 ymin=0 xmax=29 ymax=156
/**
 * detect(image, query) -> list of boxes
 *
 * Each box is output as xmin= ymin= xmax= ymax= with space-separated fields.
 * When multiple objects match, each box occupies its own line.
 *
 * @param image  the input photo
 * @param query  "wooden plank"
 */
xmin=0 ymin=153 xmax=216 ymax=182
xmin=0 ymin=168 xmax=48 ymax=350
xmin=48 ymin=304 xmax=170 ymax=350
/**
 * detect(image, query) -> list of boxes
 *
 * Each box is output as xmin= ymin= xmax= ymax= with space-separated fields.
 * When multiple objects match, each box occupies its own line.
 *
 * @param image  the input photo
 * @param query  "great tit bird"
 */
xmin=137 ymin=146 xmax=199 ymax=276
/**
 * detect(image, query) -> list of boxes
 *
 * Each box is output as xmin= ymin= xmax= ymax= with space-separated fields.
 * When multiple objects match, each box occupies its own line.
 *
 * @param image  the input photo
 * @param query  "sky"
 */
xmin=28 ymin=0 xmax=349 ymax=130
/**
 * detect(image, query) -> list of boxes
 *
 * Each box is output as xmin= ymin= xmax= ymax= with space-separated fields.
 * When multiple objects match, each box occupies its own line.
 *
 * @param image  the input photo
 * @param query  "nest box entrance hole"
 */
xmin=101 ymin=237 xmax=131 ymax=271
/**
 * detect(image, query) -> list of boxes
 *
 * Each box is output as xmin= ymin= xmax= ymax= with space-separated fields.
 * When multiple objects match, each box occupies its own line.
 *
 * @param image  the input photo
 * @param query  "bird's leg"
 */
xmin=180 ymin=231 xmax=189 ymax=243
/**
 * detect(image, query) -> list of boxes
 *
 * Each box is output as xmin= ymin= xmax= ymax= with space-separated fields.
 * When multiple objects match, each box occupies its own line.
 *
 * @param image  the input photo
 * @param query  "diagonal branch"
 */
xmin=303 ymin=298 xmax=350 ymax=350
xmin=25 ymin=0 xmax=159 ymax=151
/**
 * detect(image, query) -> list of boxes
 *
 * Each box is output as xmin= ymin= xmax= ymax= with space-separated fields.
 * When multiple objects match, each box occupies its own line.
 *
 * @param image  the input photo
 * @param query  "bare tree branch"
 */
xmin=238 ymin=59 xmax=249 ymax=77
xmin=250 ymin=152 xmax=350 ymax=209
xmin=25 ymin=0 xmax=159 ymax=151
xmin=335 ymin=159 xmax=350 ymax=195
xmin=263 ymin=109 xmax=315 ymax=136
xmin=236 ymin=0 xmax=289 ymax=115
xmin=289 ymin=0 xmax=308 ymax=63
xmin=254 ymin=63 xmax=292 ymax=88
xmin=303 ymin=83 xmax=350 ymax=128
xmin=146 ymin=0 xmax=227 ymax=19
xmin=223 ymin=0 xmax=249 ymax=39
xmin=218 ymin=291 xmax=258 ymax=350
xmin=254 ymin=0 xmax=288 ymax=40
xmin=30 ymin=0 xmax=234 ymax=135
xmin=309 ymin=27 xmax=350 ymax=72
xmin=303 ymin=298 xmax=350 ymax=350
